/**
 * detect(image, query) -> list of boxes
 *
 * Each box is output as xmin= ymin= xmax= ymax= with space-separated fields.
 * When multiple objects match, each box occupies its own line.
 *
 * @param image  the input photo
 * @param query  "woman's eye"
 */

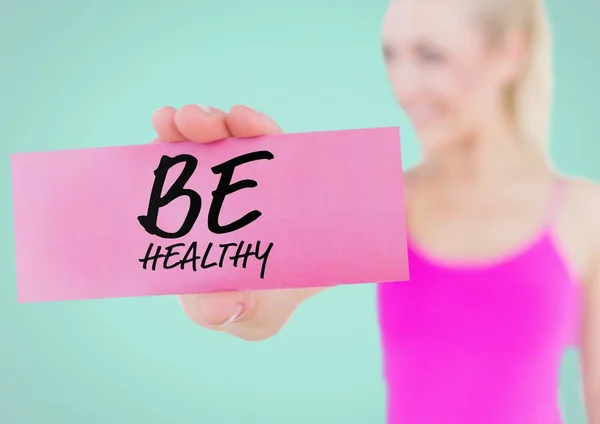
xmin=417 ymin=47 xmax=444 ymax=63
xmin=382 ymin=46 xmax=395 ymax=62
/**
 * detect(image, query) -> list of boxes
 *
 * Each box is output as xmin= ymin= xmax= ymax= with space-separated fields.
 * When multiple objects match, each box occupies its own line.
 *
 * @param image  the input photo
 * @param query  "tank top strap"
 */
xmin=543 ymin=178 xmax=569 ymax=229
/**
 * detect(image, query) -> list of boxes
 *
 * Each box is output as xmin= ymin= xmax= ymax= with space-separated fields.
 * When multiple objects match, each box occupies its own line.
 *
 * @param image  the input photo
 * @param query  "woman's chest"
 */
xmin=377 ymin=252 xmax=581 ymax=355
xmin=405 ymin=187 xmax=589 ymax=283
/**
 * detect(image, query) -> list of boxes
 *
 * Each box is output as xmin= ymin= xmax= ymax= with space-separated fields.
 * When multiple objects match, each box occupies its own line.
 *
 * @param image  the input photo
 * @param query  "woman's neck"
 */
xmin=420 ymin=123 xmax=547 ymax=185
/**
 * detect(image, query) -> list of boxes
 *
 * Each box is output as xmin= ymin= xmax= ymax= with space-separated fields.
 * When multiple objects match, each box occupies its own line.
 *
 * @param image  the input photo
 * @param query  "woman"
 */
xmin=151 ymin=0 xmax=599 ymax=422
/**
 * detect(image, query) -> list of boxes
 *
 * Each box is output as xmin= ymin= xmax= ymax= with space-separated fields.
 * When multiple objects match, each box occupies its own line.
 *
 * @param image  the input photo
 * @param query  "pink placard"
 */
xmin=11 ymin=127 xmax=408 ymax=303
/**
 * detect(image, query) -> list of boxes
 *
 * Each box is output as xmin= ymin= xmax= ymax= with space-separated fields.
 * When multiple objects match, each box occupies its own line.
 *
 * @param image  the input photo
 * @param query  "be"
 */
xmin=137 ymin=150 xmax=274 ymax=238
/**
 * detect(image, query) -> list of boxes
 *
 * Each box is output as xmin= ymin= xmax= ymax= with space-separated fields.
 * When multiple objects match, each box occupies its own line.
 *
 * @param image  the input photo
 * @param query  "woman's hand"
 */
xmin=152 ymin=104 xmax=326 ymax=341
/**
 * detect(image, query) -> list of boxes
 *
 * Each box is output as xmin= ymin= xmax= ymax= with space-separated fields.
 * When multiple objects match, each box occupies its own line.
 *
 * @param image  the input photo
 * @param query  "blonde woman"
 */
xmin=151 ymin=0 xmax=599 ymax=422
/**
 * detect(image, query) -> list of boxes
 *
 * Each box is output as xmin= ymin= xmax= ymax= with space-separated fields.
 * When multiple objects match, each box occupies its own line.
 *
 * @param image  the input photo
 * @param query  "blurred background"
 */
xmin=0 ymin=0 xmax=597 ymax=422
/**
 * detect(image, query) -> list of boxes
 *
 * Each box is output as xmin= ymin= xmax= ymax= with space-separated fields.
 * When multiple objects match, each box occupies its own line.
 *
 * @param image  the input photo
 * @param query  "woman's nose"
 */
xmin=390 ymin=64 xmax=422 ymax=104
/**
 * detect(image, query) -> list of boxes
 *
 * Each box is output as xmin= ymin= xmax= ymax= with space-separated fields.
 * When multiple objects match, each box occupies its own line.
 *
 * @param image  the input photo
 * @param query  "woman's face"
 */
xmin=382 ymin=0 xmax=516 ymax=152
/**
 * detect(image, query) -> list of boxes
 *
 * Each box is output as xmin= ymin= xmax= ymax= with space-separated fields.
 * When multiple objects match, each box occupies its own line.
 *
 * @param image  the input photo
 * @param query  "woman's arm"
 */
xmin=583 ymin=267 xmax=600 ymax=423
xmin=578 ymin=180 xmax=600 ymax=423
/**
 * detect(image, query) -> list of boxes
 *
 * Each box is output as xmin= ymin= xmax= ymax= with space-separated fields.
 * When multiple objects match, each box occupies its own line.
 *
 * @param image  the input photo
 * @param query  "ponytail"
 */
xmin=479 ymin=0 xmax=553 ymax=157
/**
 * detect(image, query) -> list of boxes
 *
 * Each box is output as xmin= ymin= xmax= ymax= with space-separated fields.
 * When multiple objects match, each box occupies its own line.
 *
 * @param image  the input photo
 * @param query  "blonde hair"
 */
xmin=477 ymin=0 xmax=553 ymax=157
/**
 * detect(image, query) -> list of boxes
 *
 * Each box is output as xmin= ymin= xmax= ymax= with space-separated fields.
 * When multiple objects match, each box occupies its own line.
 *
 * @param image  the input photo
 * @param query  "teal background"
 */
xmin=0 ymin=1 xmax=597 ymax=422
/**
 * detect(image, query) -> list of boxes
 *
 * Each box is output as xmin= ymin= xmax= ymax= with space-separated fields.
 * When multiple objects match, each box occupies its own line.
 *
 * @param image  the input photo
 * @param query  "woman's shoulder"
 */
xmin=562 ymin=176 xmax=600 ymax=224
xmin=559 ymin=176 xmax=600 ymax=284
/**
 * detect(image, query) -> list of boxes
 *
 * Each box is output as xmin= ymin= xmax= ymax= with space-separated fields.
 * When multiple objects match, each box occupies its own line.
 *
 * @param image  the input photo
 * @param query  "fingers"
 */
xmin=174 ymin=105 xmax=230 ymax=143
xmin=152 ymin=104 xmax=230 ymax=143
xmin=225 ymin=105 xmax=283 ymax=137
xmin=152 ymin=106 xmax=186 ymax=142
xmin=151 ymin=104 xmax=283 ymax=145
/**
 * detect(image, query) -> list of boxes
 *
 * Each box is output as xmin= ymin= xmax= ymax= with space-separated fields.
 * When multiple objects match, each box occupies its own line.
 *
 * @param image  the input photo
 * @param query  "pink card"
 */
xmin=11 ymin=127 xmax=408 ymax=303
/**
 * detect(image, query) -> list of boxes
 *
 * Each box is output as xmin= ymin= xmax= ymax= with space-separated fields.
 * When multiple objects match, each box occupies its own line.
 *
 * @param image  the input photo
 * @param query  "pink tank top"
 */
xmin=377 ymin=181 xmax=582 ymax=424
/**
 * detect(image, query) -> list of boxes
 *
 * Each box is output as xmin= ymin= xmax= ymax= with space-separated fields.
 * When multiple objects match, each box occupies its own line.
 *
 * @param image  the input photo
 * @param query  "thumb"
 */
xmin=180 ymin=291 xmax=255 ymax=328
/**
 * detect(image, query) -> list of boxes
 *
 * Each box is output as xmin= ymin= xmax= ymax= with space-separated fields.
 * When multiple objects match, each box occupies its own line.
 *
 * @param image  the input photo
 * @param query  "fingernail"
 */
xmin=219 ymin=304 xmax=244 ymax=327
xmin=153 ymin=106 xmax=175 ymax=115
xmin=197 ymin=104 xmax=211 ymax=113
xmin=233 ymin=105 xmax=261 ymax=115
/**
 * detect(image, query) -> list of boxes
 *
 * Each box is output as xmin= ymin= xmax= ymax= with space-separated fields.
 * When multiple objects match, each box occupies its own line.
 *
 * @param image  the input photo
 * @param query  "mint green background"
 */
xmin=0 ymin=1 xmax=597 ymax=423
